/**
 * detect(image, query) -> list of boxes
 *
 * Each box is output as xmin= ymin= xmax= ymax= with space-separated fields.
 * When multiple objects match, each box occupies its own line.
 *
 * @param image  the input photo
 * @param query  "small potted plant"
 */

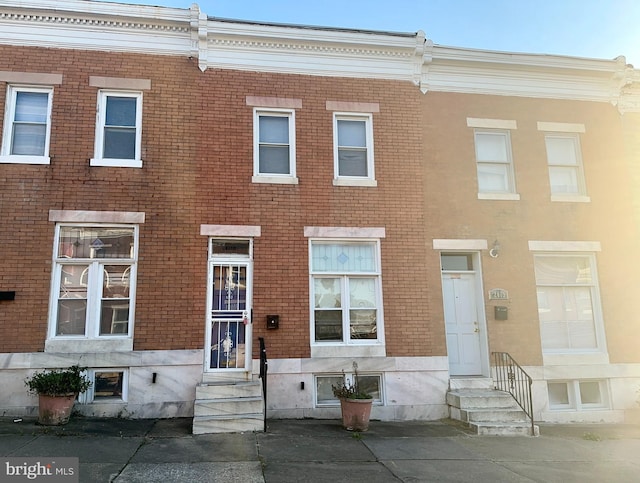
xmin=332 ymin=362 xmax=373 ymax=431
xmin=25 ymin=365 xmax=92 ymax=425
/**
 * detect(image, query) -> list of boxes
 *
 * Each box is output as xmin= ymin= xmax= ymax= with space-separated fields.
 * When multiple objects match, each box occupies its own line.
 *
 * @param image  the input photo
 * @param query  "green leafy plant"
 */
xmin=332 ymin=362 xmax=372 ymax=400
xmin=25 ymin=365 xmax=92 ymax=396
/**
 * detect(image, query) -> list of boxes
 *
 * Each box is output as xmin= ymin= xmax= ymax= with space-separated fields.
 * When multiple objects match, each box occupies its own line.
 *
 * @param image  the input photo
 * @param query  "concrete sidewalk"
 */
xmin=2 ymin=417 xmax=640 ymax=482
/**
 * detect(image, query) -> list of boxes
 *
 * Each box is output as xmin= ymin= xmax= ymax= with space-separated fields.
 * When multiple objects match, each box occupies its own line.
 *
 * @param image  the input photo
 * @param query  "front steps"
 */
xmin=192 ymin=380 xmax=264 ymax=434
xmin=447 ymin=378 xmax=539 ymax=436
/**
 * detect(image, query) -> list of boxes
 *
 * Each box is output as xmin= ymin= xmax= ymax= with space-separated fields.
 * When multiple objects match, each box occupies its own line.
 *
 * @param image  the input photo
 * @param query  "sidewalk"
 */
xmin=2 ymin=416 xmax=640 ymax=482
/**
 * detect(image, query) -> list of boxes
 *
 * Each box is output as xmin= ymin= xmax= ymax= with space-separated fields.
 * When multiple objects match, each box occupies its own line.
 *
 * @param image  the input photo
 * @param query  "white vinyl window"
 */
xmin=315 ymin=373 xmax=382 ymax=407
xmin=91 ymin=91 xmax=143 ymax=168
xmin=50 ymin=225 xmax=137 ymax=340
xmin=544 ymin=134 xmax=586 ymax=196
xmin=548 ymin=380 xmax=609 ymax=410
xmin=1 ymin=85 xmax=53 ymax=164
xmin=253 ymin=109 xmax=297 ymax=183
xmin=333 ymin=114 xmax=375 ymax=186
xmin=534 ymin=254 xmax=604 ymax=353
xmin=310 ymin=241 xmax=382 ymax=344
xmin=474 ymin=130 xmax=516 ymax=194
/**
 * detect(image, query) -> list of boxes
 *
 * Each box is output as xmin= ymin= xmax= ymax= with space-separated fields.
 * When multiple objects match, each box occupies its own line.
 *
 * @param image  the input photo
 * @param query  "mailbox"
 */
xmin=266 ymin=314 xmax=279 ymax=330
xmin=494 ymin=306 xmax=508 ymax=320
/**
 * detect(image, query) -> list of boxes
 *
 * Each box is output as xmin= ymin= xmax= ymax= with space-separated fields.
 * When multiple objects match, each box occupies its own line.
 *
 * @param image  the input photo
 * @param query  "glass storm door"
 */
xmin=206 ymin=262 xmax=252 ymax=371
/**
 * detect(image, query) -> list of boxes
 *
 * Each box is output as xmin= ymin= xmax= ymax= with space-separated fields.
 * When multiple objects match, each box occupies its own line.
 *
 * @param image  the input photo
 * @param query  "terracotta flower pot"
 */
xmin=339 ymin=398 xmax=373 ymax=431
xmin=37 ymin=393 xmax=77 ymax=425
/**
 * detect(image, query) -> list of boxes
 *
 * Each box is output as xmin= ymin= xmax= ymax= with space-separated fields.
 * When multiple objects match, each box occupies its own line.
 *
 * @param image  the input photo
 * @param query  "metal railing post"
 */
xmin=492 ymin=351 xmax=535 ymax=436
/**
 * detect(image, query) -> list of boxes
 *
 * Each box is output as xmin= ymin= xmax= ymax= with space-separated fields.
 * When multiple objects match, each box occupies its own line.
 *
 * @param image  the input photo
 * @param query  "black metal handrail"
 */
xmin=259 ymin=337 xmax=268 ymax=432
xmin=492 ymin=351 xmax=535 ymax=436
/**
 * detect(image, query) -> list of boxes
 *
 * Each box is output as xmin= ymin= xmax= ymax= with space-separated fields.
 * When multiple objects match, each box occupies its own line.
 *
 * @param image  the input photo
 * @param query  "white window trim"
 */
xmin=1 ymin=85 xmax=53 ymax=165
xmin=78 ymin=368 xmax=128 ymax=404
xmin=314 ymin=373 xmax=383 ymax=407
xmin=308 ymin=238 xmax=385 ymax=352
xmin=252 ymin=107 xmax=298 ymax=184
xmin=91 ymin=90 xmax=143 ymax=168
xmin=543 ymin=132 xmax=589 ymax=201
xmin=533 ymin=252 xmax=607 ymax=356
xmin=473 ymin=129 xmax=518 ymax=196
xmin=332 ymin=112 xmax=376 ymax=187
xmin=547 ymin=379 xmax=609 ymax=411
xmin=46 ymin=223 xmax=139 ymax=352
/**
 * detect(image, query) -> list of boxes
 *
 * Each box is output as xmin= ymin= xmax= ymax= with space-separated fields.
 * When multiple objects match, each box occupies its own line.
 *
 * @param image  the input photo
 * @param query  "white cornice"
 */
xmin=0 ymin=0 xmax=639 ymax=108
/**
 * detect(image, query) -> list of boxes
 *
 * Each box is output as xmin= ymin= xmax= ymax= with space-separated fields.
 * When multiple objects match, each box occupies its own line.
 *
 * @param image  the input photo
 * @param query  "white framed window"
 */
xmin=78 ymin=369 xmax=128 ymax=403
xmin=544 ymin=133 xmax=586 ymax=197
xmin=333 ymin=113 xmax=375 ymax=186
xmin=252 ymin=108 xmax=297 ymax=184
xmin=310 ymin=240 xmax=383 ymax=344
xmin=548 ymin=380 xmax=609 ymax=410
xmin=49 ymin=225 xmax=138 ymax=340
xmin=91 ymin=90 xmax=143 ymax=168
xmin=1 ymin=85 xmax=53 ymax=164
xmin=315 ymin=373 xmax=382 ymax=407
xmin=534 ymin=254 xmax=605 ymax=353
xmin=474 ymin=130 xmax=516 ymax=195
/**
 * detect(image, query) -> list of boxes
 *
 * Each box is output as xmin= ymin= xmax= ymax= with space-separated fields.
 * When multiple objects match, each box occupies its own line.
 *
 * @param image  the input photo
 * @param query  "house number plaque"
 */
xmin=489 ymin=288 xmax=509 ymax=300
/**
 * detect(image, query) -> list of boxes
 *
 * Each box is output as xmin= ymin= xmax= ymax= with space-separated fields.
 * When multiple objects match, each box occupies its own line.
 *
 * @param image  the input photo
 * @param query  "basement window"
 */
xmin=547 ymin=380 xmax=609 ymax=411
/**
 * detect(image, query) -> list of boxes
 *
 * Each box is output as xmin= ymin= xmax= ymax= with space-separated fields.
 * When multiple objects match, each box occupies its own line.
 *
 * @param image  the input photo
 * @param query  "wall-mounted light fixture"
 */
xmin=489 ymin=240 xmax=500 ymax=258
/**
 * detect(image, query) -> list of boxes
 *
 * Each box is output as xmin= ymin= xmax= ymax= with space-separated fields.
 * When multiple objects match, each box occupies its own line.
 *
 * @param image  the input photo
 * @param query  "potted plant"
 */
xmin=25 ymin=365 xmax=92 ymax=425
xmin=332 ymin=362 xmax=373 ymax=431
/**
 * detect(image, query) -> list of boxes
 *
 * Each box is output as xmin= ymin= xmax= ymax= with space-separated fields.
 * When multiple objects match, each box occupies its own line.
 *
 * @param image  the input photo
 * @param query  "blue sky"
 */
xmin=107 ymin=0 xmax=640 ymax=66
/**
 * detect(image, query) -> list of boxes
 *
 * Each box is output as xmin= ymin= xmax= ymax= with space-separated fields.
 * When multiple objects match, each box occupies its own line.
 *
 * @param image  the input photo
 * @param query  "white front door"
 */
xmin=442 ymin=273 xmax=483 ymax=375
xmin=205 ymin=261 xmax=252 ymax=372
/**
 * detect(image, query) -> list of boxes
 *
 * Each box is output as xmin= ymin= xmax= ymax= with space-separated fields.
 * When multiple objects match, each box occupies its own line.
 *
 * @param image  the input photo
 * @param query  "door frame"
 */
xmin=204 ymin=241 xmax=253 ymax=374
xmin=440 ymin=251 xmax=490 ymax=377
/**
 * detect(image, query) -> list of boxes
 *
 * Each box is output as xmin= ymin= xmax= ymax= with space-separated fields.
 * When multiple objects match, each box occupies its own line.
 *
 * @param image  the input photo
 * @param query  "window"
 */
xmin=253 ymin=109 xmax=297 ymax=183
xmin=474 ymin=130 xmax=516 ymax=194
xmin=534 ymin=254 xmax=604 ymax=352
xmin=78 ymin=369 xmax=127 ymax=403
xmin=91 ymin=91 xmax=142 ymax=168
xmin=333 ymin=114 xmax=375 ymax=186
xmin=544 ymin=134 xmax=586 ymax=196
xmin=548 ymin=380 xmax=609 ymax=410
xmin=50 ymin=225 xmax=137 ymax=339
xmin=315 ymin=373 xmax=382 ymax=406
xmin=310 ymin=241 xmax=382 ymax=344
xmin=1 ymin=85 xmax=53 ymax=164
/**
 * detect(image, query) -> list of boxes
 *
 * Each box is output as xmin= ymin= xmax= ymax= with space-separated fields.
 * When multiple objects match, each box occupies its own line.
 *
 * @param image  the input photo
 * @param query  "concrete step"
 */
xmin=195 ymin=381 xmax=262 ymax=399
xmin=192 ymin=415 xmax=264 ymax=434
xmin=455 ymin=407 xmax=528 ymax=423
xmin=470 ymin=421 xmax=540 ymax=436
xmin=194 ymin=396 xmax=263 ymax=417
xmin=447 ymin=389 xmax=518 ymax=410
xmin=193 ymin=379 xmax=264 ymax=434
xmin=449 ymin=377 xmax=494 ymax=390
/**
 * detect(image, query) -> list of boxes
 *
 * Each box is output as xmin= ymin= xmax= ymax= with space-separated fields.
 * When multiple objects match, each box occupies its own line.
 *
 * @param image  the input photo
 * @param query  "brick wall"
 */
xmin=0 ymin=46 xmax=437 ymax=358
xmin=421 ymin=91 xmax=640 ymax=365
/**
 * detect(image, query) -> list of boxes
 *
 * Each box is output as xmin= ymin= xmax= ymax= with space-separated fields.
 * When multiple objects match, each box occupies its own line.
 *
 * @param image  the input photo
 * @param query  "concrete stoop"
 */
xmin=192 ymin=380 xmax=264 ymax=434
xmin=448 ymin=378 xmax=539 ymax=436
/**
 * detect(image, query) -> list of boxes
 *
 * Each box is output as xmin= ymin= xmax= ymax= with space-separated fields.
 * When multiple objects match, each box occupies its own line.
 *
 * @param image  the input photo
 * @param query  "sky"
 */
xmin=103 ymin=0 xmax=640 ymax=67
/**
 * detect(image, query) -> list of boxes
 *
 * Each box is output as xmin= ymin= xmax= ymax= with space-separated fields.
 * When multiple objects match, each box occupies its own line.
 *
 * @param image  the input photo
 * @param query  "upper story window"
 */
xmin=467 ymin=118 xmax=519 ymax=200
xmin=0 ymin=85 xmax=53 ymax=165
xmin=91 ymin=91 xmax=143 ymax=168
xmin=474 ymin=130 xmax=516 ymax=196
xmin=538 ymin=122 xmax=589 ymax=202
xmin=50 ymin=225 xmax=138 ymax=341
xmin=310 ymin=240 xmax=383 ymax=345
xmin=253 ymin=108 xmax=297 ymax=184
xmin=333 ymin=113 xmax=376 ymax=186
xmin=544 ymin=134 xmax=587 ymax=198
